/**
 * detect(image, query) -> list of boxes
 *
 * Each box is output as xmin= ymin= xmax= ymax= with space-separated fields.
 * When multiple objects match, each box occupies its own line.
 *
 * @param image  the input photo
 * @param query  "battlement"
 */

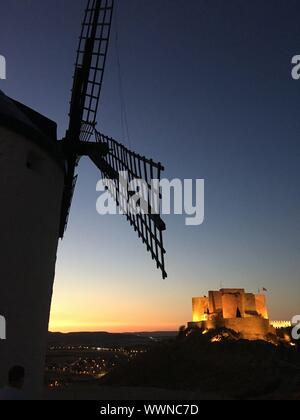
xmin=270 ymin=320 xmax=291 ymax=329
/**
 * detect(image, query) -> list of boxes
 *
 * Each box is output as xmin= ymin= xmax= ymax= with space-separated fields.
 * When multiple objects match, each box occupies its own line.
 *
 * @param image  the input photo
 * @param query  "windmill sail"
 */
xmin=60 ymin=0 xmax=167 ymax=278
xmin=69 ymin=0 xmax=114 ymax=142
xmin=60 ymin=0 xmax=114 ymax=236
xmin=90 ymin=131 xmax=167 ymax=279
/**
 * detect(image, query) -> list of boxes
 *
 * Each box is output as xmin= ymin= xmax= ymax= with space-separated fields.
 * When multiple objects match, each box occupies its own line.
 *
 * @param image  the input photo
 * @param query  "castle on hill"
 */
xmin=188 ymin=288 xmax=276 ymax=340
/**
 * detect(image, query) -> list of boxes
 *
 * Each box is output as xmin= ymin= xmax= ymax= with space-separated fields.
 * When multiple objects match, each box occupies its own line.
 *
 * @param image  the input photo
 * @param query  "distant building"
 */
xmin=188 ymin=288 xmax=276 ymax=340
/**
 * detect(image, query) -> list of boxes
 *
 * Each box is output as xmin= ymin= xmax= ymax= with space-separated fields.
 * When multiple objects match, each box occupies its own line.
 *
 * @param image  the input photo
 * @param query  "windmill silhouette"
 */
xmin=60 ymin=0 xmax=167 ymax=279
xmin=0 ymin=0 xmax=166 ymax=397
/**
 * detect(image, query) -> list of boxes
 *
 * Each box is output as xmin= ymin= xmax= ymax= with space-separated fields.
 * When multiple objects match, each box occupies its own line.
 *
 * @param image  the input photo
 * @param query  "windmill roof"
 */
xmin=0 ymin=90 xmax=64 ymax=169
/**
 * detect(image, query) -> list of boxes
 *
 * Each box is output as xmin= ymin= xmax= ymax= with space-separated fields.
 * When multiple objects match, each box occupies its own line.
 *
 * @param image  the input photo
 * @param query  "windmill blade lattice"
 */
xmin=88 ymin=131 xmax=167 ymax=279
xmin=69 ymin=0 xmax=114 ymax=142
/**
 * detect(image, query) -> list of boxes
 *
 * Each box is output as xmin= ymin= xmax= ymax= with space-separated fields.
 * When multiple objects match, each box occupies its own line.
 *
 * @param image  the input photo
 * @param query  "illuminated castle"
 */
xmin=188 ymin=288 xmax=276 ymax=340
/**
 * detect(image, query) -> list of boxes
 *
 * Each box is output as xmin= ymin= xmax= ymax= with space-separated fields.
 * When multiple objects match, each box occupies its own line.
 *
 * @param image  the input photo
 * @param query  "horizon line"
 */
xmin=48 ymin=329 xmax=179 ymax=334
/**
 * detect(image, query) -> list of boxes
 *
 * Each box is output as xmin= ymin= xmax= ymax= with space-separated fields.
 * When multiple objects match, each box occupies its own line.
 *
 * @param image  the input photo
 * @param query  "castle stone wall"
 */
xmin=244 ymin=293 xmax=257 ymax=316
xmin=255 ymin=294 xmax=268 ymax=319
xmin=192 ymin=297 xmax=209 ymax=322
xmin=208 ymin=291 xmax=222 ymax=314
xmin=188 ymin=318 xmax=275 ymax=340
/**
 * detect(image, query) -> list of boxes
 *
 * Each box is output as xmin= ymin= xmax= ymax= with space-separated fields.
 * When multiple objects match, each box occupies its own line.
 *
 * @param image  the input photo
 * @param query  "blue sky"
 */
xmin=0 ymin=0 xmax=299 ymax=330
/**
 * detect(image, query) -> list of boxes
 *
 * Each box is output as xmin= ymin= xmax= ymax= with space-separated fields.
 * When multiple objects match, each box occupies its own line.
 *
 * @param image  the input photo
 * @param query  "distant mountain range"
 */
xmin=48 ymin=331 xmax=177 ymax=347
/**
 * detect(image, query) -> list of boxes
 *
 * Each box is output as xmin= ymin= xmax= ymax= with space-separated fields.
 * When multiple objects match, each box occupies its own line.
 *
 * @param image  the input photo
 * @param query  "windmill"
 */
xmin=0 ymin=0 xmax=166 ymax=397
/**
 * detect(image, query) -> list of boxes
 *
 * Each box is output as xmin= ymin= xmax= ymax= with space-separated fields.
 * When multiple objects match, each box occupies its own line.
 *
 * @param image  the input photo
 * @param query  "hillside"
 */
xmin=101 ymin=328 xmax=300 ymax=400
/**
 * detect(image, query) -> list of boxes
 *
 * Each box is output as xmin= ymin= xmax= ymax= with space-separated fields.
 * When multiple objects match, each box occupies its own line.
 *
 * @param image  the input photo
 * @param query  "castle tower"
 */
xmin=0 ymin=91 xmax=64 ymax=397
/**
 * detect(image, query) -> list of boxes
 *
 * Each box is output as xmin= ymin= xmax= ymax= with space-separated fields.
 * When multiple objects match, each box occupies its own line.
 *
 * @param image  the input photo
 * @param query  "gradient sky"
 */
xmin=0 ymin=0 xmax=299 ymax=332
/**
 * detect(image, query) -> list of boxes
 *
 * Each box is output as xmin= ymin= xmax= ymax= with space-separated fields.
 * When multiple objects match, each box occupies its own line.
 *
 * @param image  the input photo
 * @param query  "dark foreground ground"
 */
xmin=46 ymin=386 xmax=228 ymax=400
xmin=46 ymin=328 xmax=300 ymax=400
